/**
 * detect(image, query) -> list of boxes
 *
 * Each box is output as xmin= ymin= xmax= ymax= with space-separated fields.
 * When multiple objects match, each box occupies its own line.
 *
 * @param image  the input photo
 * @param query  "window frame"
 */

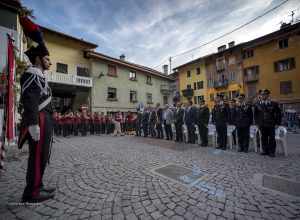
xmin=146 ymin=93 xmax=153 ymax=104
xmin=274 ymin=58 xmax=295 ymax=72
xmin=107 ymin=87 xmax=117 ymax=101
xmin=196 ymin=67 xmax=201 ymax=75
xmin=278 ymin=38 xmax=288 ymax=49
xmin=146 ymin=75 xmax=152 ymax=85
xmin=129 ymin=70 xmax=137 ymax=81
xmin=56 ymin=62 xmax=68 ymax=74
xmin=107 ymin=64 xmax=117 ymax=77
xmin=186 ymin=70 xmax=191 ymax=78
xmin=130 ymin=90 xmax=138 ymax=102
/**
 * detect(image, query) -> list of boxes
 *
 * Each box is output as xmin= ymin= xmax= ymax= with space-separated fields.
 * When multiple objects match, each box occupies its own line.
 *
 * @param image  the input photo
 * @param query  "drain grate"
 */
xmin=263 ymin=175 xmax=300 ymax=197
xmin=152 ymin=164 xmax=204 ymax=185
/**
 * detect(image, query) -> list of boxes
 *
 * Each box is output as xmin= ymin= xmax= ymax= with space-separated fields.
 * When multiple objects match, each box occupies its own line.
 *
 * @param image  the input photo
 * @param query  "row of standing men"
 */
xmin=135 ymin=89 xmax=282 ymax=157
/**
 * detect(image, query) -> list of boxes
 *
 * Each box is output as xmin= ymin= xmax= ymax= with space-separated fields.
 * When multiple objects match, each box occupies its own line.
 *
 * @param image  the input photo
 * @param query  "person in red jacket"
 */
xmin=126 ymin=111 xmax=133 ymax=131
xmin=94 ymin=112 xmax=101 ymax=136
xmin=73 ymin=111 xmax=81 ymax=136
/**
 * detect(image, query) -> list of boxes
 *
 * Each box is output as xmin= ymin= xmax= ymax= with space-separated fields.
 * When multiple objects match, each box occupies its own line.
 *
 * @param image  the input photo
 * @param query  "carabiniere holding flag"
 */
xmin=18 ymin=16 xmax=55 ymax=203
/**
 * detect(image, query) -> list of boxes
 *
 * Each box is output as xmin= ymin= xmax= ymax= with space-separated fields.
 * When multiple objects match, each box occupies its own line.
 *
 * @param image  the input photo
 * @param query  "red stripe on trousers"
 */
xmin=32 ymin=112 xmax=45 ymax=196
xmin=18 ymin=127 xmax=29 ymax=149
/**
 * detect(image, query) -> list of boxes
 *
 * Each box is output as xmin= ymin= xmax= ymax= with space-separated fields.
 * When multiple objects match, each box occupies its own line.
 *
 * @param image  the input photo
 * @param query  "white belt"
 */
xmin=38 ymin=96 xmax=51 ymax=111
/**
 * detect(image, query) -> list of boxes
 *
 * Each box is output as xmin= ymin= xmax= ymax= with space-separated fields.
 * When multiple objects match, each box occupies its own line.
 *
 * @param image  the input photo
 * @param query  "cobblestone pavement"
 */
xmin=1 ymin=131 xmax=300 ymax=220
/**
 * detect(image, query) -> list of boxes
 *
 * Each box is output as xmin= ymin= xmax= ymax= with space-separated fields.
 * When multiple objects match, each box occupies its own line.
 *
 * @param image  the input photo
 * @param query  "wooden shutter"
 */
xmin=255 ymin=65 xmax=259 ymax=74
xmin=194 ymin=82 xmax=196 ymax=90
xmin=274 ymin=61 xmax=279 ymax=72
xmin=290 ymin=58 xmax=295 ymax=69
xmin=108 ymin=64 xmax=116 ymax=75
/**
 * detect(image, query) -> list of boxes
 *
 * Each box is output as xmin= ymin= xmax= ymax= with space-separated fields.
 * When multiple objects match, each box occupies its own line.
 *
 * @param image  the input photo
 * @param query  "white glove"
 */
xmin=29 ymin=125 xmax=40 ymax=141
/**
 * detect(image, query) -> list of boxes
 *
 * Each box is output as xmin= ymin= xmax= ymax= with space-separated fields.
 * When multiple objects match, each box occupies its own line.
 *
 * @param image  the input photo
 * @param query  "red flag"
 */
xmin=7 ymin=35 xmax=15 ymax=140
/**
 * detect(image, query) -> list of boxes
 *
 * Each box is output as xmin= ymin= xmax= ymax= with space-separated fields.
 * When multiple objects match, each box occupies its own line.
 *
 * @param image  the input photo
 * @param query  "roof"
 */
xmin=85 ymin=50 xmax=175 ymax=81
xmin=173 ymin=53 xmax=215 ymax=70
xmin=40 ymin=26 xmax=98 ymax=49
xmin=0 ymin=0 xmax=21 ymax=12
xmin=243 ymin=22 xmax=300 ymax=49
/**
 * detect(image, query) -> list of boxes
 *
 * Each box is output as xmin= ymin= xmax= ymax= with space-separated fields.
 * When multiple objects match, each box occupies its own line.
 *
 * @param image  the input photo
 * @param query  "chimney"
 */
xmin=218 ymin=45 xmax=226 ymax=52
xmin=228 ymin=41 xmax=235 ymax=48
xmin=162 ymin=64 xmax=168 ymax=75
xmin=120 ymin=53 xmax=125 ymax=61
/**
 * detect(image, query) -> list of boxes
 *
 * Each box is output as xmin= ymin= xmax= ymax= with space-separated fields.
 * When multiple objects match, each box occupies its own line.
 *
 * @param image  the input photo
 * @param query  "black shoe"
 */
xmin=222 ymin=147 xmax=226 ymax=150
xmin=244 ymin=149 xmax=248 ymax=153
xmin=43 ymin=186 xmax=56 ymax=193
xmin=238 ymin=148 xmax=244 ymax=152
xmin=22 ymin=191 xmax=55 ymax=203
xmin=260 ymin=151 xmax=269 ymax=155
xmin=216 ymin=146 xmax=222 ymax=149
xmin=269 ymin=153 xmax=275 ymax=157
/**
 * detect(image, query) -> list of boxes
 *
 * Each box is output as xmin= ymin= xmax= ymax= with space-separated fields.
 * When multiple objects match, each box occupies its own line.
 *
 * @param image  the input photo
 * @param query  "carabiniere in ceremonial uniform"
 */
xmin=232 ymin=93 xmax=253 ymax=153
xmin=255 ymin=89 xmax=282 ymax=157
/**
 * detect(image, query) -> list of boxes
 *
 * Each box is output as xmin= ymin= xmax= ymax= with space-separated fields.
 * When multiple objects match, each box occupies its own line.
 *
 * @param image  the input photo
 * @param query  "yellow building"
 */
xmin=242 ymin=22 xmax=300 ymax=110
xmin=40 ymin=26 xmax=98 ymax=111
xmin=173 ymin=58 xmax=207 ymax=105
xmin=204 ymin=42 xmax=245 ymax=109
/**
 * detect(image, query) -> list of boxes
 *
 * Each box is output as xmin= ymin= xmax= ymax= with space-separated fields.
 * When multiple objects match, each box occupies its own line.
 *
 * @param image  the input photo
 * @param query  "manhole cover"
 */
xmin=151 ymin=164 xmax=204 ymax=185
xmin=263 ymin=175 xmax=300 ymax=197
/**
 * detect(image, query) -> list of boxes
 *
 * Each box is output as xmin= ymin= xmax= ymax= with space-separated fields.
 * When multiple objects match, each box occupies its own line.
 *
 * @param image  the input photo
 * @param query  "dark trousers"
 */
xmin=156 ymin=123 xmax=164 ymax=139
xmin=237 ymin=127 xmax=250 ymax=150
xmin=216 ymin=125 xmax=227 ymax=149
xmin=23 ymin=112 xmax=52 ymax=199
xmin=53 ymin=123 xmax=58 ymax=135
xmin=82 ymin=123 xmax=87 ymax=136
xmin=58 ymin=124 xmax=62 ymax=136
xmin=187 ymin=123 xmax=195 ymax=144
xmin=198 ymin=124 xmax=208 ymax=145
xmin=73 ymin=123 xmax=79 ymax=136
xmin=260 ymin=126 xmax=276 ymax=154
xmin=90 ymin=123 xmax=94 ymax=135
xmin=164 ymin=123 xmax=173 ymax=140
xmin=143 ymin=122 xmax=148 ymax=137
xmin=136 ymin=123 xmax=141 ymax=136
xmin=101 ymin=124 xmax=106 ymax=134
xmin=175 ymin=122 xmax=183 ymax=141
xmin=149 ymin=122 xmax=156 ymax=138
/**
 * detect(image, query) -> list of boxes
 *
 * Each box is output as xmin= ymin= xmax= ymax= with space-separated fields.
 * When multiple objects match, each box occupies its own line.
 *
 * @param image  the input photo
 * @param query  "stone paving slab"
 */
xmin=1 ymin=131 xmax=300 ymax=219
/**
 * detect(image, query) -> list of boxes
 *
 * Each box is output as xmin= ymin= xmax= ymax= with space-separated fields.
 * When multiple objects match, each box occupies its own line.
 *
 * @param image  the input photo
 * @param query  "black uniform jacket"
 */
xmin=255 ymin=100 xmax=282 ymax=127
xmin=232 ymin=103 xmax=253 ymax=128
xmin=197 ymin=106 xmax=210 ymax=125
xmin=212 ymin=102 xmax=230 ymax=126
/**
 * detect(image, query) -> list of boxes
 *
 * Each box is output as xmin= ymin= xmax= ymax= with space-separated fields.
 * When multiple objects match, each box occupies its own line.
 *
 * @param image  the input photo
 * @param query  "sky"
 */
xmin=21 ymin=0 xmax=300 ymax=73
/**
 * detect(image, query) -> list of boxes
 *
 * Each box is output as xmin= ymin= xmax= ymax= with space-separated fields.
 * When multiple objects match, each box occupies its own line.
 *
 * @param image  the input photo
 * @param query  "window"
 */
xmin=230 ymin=90 xmax=238 ymax=99
xmin=274 ymin=58 xmax=295 ymax=72
xmin=129 ymin=71 xmax=137 ymax=80
xmin=146 ymin=75 xmax=152 ymax=84
xmin=216 ymin=57 xmax=225 ymax=70
xmin=147 ymin=93 xmax=153 ymax=104
xmin=186 ymin=71 xmax=191 ymax=78
xmin=77 ymin=67 xmax=88 ymax=77
xmin=207 ymin=77 xmax=213 ymax=87
xmin=210 ymin=93 xmax=214 ymax=101
xmin=278 ymin=38 xmax=288 ymax=49
xmin=187 ymin=84 xmax=192 ymax=90
xmin=130 ymin=91 xmax=137 ymax=102
xmin=197 ymin=95 xmax=204 ymax=103
xmin=108 ymin=64 xmax=117 ymax=76
xmin=56 ymin=63 xmax=68 ymax=74
xmin=163 ymin=96 xmax=168 ymax=105
xmin=244 ymin=66 xmax=259 ymax=75
xmin=196 ymin=67 xmax=201 ymax=75
xmin=194 ymin=81 xmax=203 ymax=90
xmin=229 ymin=72 xmax=236 ymax=81
xmin=243 ymin=50 xmax=254 ymax=59
xmin=280 ymin=81 xmax=292 ymax=94
xmin=107 ymin=87 xmax=117 ymax=99
xmin=248 ymin=86 xmax=257 ymax=101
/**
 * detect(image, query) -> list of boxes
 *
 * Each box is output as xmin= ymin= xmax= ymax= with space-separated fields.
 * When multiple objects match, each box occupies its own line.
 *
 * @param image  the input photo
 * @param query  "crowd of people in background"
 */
xmin=53 ymin=88 xmax=300 ymax=157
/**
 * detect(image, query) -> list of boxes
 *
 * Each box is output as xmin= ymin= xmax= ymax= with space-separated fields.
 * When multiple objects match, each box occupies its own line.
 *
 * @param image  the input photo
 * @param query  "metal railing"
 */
xmin=214 ymin=80 xmax=228 ymax=89
xmin=45 ymin=72 xmax=93 ymax=87
xmin=244 ymin=73 xmax=258 ymax=83
xmin=160 ymin=84 xmax=173 ymax=93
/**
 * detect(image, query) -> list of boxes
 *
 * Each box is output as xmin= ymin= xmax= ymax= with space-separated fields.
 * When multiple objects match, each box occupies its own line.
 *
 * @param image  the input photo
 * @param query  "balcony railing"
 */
xmin=216 ymin=64 xmax=225 ymax=71
xmin=160 ymin=84 xmax=173 ymax=93
xmin=244 ymin=73 xmax=258 ymax=83
xmin=45 ymin=72 xmax=93 ymax=87
xmin=214 ymin=80 xmax=228 ymax=89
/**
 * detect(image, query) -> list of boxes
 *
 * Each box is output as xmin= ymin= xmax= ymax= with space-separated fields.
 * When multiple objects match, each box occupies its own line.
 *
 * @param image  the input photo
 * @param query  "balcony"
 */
xmin=214 ymin=80 xmax=228 ymax=89
xmin=244 ymin=73 xmax=258 ymax=83
xmin=181 ymin=89 xmax=194 ymax=97
xmin=216 ymin=64 xmax=225 ymax=71
xmin=45 ymin=72 xmax=93 ymax=88
xmin=160 ymin=84 xmax=173 ymax=93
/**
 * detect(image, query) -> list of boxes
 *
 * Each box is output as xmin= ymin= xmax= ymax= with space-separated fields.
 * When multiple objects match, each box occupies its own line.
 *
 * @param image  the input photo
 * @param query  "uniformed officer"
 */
xmin=212 ymin=94 xmax=230 ymax=150
xmin=18 ymin=44 xmax=55 ymax=203
xmin=229 ymin=98 xmax=237 ymax=146
xmin=232 ymin=93 xmax=253 ymax=153
xmin=255 ymin=89 xmax=282 ymax=157
xmin=196 ymin=99 xmax=209 ymax=147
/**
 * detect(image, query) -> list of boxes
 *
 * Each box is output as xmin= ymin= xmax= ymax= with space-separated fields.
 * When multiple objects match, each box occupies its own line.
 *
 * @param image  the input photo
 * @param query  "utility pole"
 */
xmin=169 ymin=57 xmax=172 ymax=75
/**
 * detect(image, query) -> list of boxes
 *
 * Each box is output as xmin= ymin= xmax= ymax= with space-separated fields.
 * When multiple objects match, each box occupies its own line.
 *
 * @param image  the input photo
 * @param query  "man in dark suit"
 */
xmin=232 ymin=93 xmax=253 ymax=153
xmin=196 ymin=99 xmax=210 ymax=147
xmin=135 ymin=109 xmax=142 ymax=136
xmin=255 ymin=89 xmax=282 ymax=157
xmin=148 ymin=106 xmax=157 ymax=138
xmin=212 ymin=94 xmax=230 ymax=150
xmin=174 ymin=102 xmax=184 ymax=142
xmin=155 ymin=103 xmax=164 ymax=139
xmin=141 ymin=107 xmax=150 ymax=137
xmin=184 ymin=100 xmax=196 ymax=144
